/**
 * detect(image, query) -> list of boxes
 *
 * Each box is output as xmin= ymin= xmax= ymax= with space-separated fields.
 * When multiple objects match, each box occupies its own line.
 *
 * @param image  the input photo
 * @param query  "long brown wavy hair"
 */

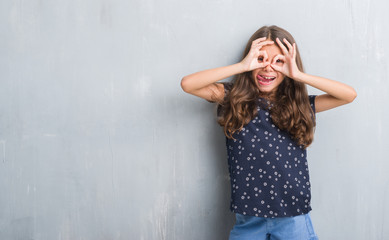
xmin=217 ymin=25 xmax=316 ymax=148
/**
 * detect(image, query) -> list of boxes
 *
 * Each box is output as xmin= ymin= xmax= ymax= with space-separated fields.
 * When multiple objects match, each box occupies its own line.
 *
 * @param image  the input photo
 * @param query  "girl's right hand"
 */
xmin=240 ymin=37 xmax=274 ymax=72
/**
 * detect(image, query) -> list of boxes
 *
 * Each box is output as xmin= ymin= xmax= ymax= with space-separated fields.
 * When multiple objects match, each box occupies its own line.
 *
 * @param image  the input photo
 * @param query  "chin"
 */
xmin=256 ymin=83 xmax=280 ymax=94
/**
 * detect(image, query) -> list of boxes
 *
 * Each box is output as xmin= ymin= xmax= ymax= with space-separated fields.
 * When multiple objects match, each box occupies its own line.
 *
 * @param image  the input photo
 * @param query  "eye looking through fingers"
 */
xmin=272 ymin=55 xmax=285 ymax=66
xmin=258 ymin=54 xmax=266 ymax=62
xmin=275 ymin=59 xmax=284 ymax=64
xmin=257 ymin=50 xmax=268 ymax=63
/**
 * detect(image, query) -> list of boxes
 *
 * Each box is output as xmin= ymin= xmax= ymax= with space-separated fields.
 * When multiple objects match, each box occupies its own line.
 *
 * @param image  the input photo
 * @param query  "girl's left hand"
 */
xmin=270 ymin=38 xmax=301 ymax=80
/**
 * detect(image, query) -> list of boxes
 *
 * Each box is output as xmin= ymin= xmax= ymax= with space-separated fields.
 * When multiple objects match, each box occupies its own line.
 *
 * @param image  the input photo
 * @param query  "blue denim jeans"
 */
xmin=229 ymin=212 xmax=319 ymax=240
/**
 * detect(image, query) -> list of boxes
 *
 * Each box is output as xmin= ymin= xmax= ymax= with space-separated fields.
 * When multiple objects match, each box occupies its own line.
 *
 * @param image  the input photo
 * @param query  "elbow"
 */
xmin=347 ymin=88 xmax=357 ymax=103
xmin=180 ymin=76 xmax=191 ymax=93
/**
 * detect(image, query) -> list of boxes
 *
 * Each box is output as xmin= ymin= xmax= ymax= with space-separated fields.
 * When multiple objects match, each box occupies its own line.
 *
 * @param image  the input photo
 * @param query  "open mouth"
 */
xmin=257 ymin=75 xmax=276 ymax=86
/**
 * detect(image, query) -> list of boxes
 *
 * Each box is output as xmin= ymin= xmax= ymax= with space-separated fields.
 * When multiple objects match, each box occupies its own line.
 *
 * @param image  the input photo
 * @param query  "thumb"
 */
xmin=270 ymin=63 xmax=282 ymax=72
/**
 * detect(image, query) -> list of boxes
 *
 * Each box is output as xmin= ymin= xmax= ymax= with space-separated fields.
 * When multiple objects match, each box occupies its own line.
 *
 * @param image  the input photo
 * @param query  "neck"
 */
xmin=258 ymin=91 xmax=277 ymax=101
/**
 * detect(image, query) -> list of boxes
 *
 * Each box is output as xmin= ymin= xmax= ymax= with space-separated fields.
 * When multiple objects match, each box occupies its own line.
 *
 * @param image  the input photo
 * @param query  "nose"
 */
xmin=263 ymin=63 xmax=273 ymax=72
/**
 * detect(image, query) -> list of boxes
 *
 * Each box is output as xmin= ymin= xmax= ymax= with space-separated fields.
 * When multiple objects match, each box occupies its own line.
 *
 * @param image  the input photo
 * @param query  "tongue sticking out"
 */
xmin=257 ymin=75 xmax=275 ymax=85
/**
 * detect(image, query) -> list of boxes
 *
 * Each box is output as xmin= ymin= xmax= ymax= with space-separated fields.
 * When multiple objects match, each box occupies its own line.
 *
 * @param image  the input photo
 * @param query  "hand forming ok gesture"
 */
xmin=240 ymin=37 xmax=274 ymax=72
xmin=270 ymin=38 xmax=302 ymax=80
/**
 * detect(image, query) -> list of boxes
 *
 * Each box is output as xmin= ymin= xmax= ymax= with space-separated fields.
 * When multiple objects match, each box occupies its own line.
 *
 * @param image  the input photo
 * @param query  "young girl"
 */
xmin=180 ymin=25 xmax=356 ymax=240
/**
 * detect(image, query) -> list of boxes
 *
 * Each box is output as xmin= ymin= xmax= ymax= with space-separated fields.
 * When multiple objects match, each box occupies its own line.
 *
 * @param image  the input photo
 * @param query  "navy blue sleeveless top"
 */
xmin=218 ymin=82 xmax=316 ymax=218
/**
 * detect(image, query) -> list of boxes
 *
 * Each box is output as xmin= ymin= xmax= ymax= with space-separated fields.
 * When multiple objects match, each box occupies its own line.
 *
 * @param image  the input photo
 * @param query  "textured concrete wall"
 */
xmin=0 ymin=0 xmax=388 ymax=239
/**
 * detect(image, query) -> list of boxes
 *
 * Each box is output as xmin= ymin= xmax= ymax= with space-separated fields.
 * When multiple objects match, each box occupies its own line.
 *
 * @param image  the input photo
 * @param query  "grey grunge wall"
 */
xmin=0 ymin=0 xmax=388 ymax=239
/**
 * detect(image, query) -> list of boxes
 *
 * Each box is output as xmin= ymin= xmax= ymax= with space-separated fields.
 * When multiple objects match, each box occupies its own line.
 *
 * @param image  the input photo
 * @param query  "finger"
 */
xmin=251 ymin=38 xmax=267 ymax=47
xmin=270 ymin=63 xmax=282 ymax=72
xmin=252 ymin=37 xmax=267 ymax=44
xmin=272 ymin=54 xmax=285 ymax=64
xmin=257 ymin=40 xmax=274 ymax=50
xmin=263 ymin=62 xmax=271 ymax=68
xmin=282 ymin=38 xmax=293 ymax=53
xmin=275 ymin=38 xmax=288 ymax=55
xmin=292 ymin=43 xmax=297 ymax=59
xmin=262 ymin=50 xmax=269 ymax=62
xmin=258 ymin=50 xmax=269 ymax=62
xmin=250 ymin=40 xmax=272 ymax=51
xmin=251 ymin=40 xmax=274 ymax=53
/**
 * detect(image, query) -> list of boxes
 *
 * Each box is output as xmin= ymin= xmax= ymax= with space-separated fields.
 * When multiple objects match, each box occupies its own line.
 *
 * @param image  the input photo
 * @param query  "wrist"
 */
xmin=291 ymin=71 xmax=306 ymax=82
xmin=236 ymin=62 xmax=248 ymax=73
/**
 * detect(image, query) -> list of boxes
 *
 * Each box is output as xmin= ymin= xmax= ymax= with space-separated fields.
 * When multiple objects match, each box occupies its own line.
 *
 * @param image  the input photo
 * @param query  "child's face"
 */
xmin=251 ymin=42 xmax=285 ymax=94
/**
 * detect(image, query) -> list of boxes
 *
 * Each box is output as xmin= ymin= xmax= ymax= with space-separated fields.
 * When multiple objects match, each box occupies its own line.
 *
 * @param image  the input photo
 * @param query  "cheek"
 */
xmin=276 ymin=74 xmax=285 ymax=83
xmin=278 ymin=73 xmax=285 ymax=79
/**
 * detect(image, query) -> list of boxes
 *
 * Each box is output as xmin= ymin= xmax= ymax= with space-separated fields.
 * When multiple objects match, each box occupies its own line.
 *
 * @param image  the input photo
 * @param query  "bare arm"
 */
xmin=271 ymin=37 xmax=357 ymax=113
xmin=180 ymin=63 xmax=245 ymax=103
xmin=293 ymin=72 xmax=357 ymax=112
xmin=180 ymin=38 xmax=274 ymax=103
